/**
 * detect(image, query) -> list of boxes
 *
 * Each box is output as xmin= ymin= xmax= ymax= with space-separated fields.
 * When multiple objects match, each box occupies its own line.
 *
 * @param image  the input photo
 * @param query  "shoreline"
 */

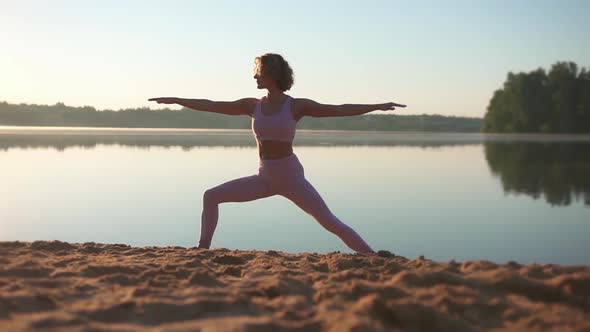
xmin=2 ymin=126 xmax=590 ymax=141
xmin=1 ymin=240 xmax=588 ymax=331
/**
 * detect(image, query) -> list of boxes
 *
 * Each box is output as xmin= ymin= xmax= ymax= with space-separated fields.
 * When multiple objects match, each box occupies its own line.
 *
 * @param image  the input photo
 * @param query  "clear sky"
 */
xmin=1 ymin=0 xmax=588 ymax=117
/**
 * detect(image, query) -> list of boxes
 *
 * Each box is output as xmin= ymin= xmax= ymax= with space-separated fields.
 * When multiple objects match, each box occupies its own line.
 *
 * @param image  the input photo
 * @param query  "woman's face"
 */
xmin=253 ymin=62 xmax=273 ymax=90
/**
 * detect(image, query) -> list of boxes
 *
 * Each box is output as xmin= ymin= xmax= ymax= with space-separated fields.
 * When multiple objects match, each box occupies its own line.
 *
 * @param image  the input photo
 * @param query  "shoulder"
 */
xmin=238 ymin=98 xmax=259 ymax=117
xmin=291 ymin=96 xmax=318 ymax=112
xmin=290 ymin=97 xmax=311 ymax=121
xmin=238 ymin=97 xmax=259 ymax=106
xmin=291 ymin=97 xmax=317 ymax=109
xmin=290 ymin=97 xmax=340 ymax=118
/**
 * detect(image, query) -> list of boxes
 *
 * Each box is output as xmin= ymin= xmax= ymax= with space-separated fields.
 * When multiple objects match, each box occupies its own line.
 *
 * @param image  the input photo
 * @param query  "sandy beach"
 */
xmin=0 ymin=241 xmax=588 ymax=331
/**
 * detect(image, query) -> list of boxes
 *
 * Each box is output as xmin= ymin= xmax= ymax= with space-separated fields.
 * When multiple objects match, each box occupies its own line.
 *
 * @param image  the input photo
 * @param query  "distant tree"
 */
xmin=579 ymin=68 xmax=590 ymax=132
xmin=0 ymin=101 xmax=484 ymax=132
xmin=484 ymin=61 xmax=590 ymax=133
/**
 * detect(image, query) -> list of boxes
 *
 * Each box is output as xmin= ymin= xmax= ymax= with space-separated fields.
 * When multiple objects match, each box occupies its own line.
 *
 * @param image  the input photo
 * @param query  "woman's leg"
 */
xmin=280 ymin=177 xmax=375 ymax=254
xmin=199 ymin=174 xmax=274 ymax=248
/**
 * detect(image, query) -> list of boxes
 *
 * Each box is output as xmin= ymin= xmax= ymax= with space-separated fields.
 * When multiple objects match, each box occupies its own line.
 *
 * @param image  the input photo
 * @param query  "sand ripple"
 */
xmin=0 ymin=241 xmax=589 ymax=331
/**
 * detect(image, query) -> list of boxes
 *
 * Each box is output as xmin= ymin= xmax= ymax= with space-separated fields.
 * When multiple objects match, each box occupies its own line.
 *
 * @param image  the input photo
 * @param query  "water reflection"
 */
xmin=2 ymin=128 xmax=590 ymax=262
xmin=485 ymin=141 xmax=590 ymax=207
xmin=0 ymin=130 xmax=483 ymax=151
xmin=2 ymin=127 xmax=589 ymax=151
xmin=2 ymin=127 xmax=590 ymax=209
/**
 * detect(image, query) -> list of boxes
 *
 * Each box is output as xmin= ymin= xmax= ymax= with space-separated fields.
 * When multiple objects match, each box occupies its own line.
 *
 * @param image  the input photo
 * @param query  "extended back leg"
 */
xmin=280 ymin=178 xmax=374 ymax=254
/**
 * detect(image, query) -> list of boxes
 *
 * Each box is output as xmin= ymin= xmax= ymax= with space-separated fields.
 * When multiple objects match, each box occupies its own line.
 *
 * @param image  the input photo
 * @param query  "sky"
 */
xmin=1 ymin=0 xmax=588 ymax=117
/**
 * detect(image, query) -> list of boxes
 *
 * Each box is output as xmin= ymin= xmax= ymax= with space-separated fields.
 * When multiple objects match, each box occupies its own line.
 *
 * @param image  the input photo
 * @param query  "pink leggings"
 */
xmin=198 ymin=153 xmax=374 ymax=253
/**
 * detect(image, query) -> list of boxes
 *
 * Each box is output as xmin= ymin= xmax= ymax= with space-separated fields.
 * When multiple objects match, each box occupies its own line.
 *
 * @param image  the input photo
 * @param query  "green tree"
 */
xmin=483 ymin=61 xmax=589 ymax=133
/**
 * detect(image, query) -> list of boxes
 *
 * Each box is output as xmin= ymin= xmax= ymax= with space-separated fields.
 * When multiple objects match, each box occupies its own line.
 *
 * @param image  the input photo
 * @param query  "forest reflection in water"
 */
xmin=2 ymin=128 xmax=590 ymax=209
xmin=484 ymin=141 xmax=590 ymax=208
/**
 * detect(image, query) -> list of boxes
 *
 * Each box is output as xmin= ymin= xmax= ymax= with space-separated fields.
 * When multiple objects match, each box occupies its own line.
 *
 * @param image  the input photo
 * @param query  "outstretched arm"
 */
xmin=299 ymin=98 xmax=406 ymax=118
xmin=148 ymin=97 xmax=255 ymax=116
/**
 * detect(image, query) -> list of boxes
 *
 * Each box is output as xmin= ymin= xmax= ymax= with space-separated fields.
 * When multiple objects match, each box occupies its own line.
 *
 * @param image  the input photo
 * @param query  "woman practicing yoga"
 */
xmin=149 ymin=53 xmax=406 ymax=254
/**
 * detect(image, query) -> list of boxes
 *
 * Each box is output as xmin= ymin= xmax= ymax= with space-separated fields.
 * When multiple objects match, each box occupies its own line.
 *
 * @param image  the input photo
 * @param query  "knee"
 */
xmin=324 ymin=222 xmax=345 ymax=235
xmin=203 ymin=188 xmax=219 ymax=205
xmin=315 ymin=207 xmax=334 ymax=221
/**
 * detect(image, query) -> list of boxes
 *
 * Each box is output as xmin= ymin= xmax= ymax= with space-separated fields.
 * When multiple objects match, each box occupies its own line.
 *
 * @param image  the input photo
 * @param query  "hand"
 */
xmin=380 ymin=102 xmax=406 ymax=111
xmin=148 ymin=97 xmax=179 ymax=104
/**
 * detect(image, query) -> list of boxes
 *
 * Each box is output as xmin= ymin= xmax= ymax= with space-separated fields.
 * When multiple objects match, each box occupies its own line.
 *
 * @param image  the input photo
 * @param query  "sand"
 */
xmin=0 ymin=241 xmax=588 ymax=331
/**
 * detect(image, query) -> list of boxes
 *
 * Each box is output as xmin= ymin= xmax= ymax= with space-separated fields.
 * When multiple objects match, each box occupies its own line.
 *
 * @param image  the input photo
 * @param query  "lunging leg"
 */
xmin=199 ymin=174 xmax=274 ymax=248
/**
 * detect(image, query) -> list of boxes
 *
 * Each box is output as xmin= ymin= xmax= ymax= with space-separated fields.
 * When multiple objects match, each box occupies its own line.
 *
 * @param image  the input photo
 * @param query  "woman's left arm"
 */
xmin=299 ymin=98 xmax=406 ymax=117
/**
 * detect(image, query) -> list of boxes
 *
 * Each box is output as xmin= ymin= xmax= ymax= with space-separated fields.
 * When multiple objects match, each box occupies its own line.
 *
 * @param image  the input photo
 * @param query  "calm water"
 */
xmin=1 ymin=127 xmax=589 ymax=264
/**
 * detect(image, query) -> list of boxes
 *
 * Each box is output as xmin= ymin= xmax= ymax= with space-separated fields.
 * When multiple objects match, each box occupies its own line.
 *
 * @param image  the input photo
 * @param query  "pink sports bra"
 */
xmin=251 ymin=95 xmax=297 ymax=143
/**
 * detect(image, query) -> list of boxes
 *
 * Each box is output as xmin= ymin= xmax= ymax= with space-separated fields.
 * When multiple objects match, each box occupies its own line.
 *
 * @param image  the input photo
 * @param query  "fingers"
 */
xmin=383 ymin=102 xmax=406 ymax=110
xmin=148 ymin=98 xmax=165 ymax=104
xmin=384 ymin=102 xmax=406 ymax=111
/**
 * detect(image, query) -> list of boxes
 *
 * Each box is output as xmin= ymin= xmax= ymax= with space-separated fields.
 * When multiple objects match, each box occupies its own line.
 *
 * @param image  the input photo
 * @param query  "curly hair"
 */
xmin=254 ymin=53 xmax=294 ymax=91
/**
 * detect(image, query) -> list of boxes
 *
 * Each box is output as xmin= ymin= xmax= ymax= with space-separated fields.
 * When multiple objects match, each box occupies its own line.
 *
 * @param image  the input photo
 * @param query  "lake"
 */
xmin=1 ymin=126 xmax=589 ymax=264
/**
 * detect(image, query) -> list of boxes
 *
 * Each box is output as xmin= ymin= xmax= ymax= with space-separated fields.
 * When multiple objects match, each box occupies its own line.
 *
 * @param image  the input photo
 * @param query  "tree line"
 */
xmin=483 ymin=61 xmax=590 ymax=133
xmin=0 ymin=101 xmax=482 ymax=132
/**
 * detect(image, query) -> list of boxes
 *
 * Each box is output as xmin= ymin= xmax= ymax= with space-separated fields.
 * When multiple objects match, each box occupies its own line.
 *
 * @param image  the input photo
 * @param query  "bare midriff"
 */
xmin=258 ymin=140 xmax=293 ymax=160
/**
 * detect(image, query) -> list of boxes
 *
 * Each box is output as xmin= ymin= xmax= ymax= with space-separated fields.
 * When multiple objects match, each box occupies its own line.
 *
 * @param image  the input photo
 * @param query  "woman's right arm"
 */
xmin=148 ymin=97 xmax=256 ymax=116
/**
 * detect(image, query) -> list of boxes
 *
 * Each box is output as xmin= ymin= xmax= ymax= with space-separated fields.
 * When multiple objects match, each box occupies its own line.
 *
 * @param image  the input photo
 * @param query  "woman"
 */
xmin=149 ymin=53 xmax=406 ymax=254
